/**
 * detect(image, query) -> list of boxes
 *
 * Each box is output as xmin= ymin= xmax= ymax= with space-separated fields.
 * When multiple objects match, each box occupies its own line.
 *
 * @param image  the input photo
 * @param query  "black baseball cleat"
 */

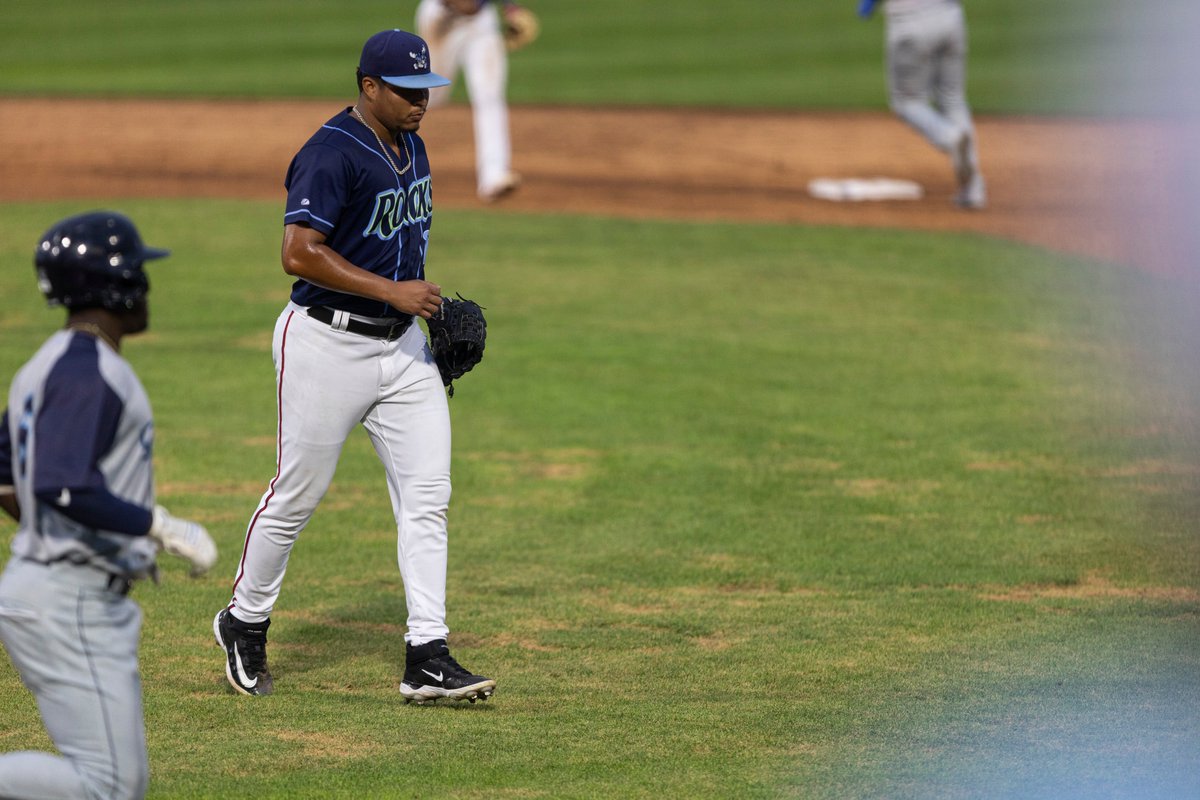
xmin=213 ymin=608 xmax=274 ymax=696
xmin=400 ymin=639 xmax=496 ymax=705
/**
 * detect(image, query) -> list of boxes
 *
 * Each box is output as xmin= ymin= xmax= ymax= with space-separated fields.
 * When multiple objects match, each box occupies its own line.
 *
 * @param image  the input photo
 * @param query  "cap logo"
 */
xmin=360 ymin=30 xmax=448 ymax=88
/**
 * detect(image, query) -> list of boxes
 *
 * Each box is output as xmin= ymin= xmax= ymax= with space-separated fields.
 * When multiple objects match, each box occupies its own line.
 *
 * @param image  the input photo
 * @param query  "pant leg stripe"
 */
xmin=77 ymin=589 xmax=120 ymax=798
xmin=231 ymin=309 xmax=295 ymax=603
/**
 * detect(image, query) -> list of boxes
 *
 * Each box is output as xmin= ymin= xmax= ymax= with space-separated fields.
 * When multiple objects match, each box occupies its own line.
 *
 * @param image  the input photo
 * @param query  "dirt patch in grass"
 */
xmin=274 ymin=729 xmax=385 ymax=761
xmin=981 ymin=572 xmax=1200 ymax=603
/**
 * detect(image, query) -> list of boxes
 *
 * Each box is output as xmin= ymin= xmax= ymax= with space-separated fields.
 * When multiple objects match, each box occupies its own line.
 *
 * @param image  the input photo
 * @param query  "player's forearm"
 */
xmin=282 ymin=228 xmax=441 ymax=317
xmin=284 ymin=242 xmax=400 ymax=304
xmin=34 ymin=486 xmax=153 ymax=535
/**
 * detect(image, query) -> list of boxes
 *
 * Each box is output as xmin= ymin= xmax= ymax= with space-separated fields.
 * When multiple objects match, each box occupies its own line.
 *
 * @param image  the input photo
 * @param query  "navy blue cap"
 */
xmin=359 ymin=29 xmax=451 ymax=90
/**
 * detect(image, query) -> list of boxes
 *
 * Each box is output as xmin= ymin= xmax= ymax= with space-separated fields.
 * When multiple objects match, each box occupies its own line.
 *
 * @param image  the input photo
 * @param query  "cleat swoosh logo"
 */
xmin=233 ymin=643 xmax=258 ymax=689
xmin=422 ymin=668 xmax=444 ymax=683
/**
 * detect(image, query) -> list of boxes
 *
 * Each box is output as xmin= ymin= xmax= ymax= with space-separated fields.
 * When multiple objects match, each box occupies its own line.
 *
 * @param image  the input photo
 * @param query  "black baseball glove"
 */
xmin=426 ymin=293 xmax=487 ymax=397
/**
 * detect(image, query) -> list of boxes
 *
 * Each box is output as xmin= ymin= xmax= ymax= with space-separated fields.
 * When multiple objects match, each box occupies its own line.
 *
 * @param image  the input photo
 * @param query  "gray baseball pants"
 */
xmin=886 ymin=2 xmax=976 ymax=154
xmin=0 ymin=558 xmax=148 ymax=800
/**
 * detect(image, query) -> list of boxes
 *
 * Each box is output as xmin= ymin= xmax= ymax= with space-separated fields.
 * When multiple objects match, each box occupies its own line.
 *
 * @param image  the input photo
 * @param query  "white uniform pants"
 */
xmin=0 ymin=558 xmax=148 ymax=800
xmin=886 ymin=1 xmax=978 ymax=167
xmin=230 ymin=304 xmax=452 ymax=644
xmin=416 ymin=0 xmax=514 ymax=196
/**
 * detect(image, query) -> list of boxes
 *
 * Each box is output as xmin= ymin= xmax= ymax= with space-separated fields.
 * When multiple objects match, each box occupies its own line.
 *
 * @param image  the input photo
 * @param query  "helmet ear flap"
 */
xmin=35 ymin=266 xmax=58 ymax=306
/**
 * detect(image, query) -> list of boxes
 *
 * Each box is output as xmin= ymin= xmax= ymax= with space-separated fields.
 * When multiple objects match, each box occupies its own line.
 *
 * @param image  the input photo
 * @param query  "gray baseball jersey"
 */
xmin=0 ymin=329 xmax=156 ymax=798
xmin=4 ymin=330 xmax=158 ymax=578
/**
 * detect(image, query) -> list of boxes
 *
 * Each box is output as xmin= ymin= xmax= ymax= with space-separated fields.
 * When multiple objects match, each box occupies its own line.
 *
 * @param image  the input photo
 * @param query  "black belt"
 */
xmin=307 ymin=306 xmax=412 ymax=341
xmin=107 ymin=574 xmax=133 ymax=595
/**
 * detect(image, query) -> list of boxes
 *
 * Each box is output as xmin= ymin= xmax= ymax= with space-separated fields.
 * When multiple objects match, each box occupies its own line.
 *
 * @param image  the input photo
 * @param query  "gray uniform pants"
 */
xmin=0 ymin=558 xmax=148 ymax=800
xmin=886 ymin=1 xmax=976 ymax=156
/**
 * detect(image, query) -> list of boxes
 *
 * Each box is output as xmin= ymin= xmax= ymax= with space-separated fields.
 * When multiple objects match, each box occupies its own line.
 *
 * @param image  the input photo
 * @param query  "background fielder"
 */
xmin=415 ymin=0 xmax=525 ymax=202
xmin=860 ymin=0 xmax=986 ymax=209
xmin=215 ymin=29 xmax=495 ymax=704
xmin=0 ymin=211 xmax=216 ymax=800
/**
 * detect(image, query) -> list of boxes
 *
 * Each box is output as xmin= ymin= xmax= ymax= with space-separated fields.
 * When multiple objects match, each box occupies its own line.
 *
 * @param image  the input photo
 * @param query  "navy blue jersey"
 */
xmin=283 ymin=108 xmax=436 ymax=318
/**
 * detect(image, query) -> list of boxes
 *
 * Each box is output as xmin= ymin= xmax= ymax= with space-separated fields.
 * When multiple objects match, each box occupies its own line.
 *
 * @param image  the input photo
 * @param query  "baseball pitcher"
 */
xmin=215 ymin=29 xmax=495 ymax=705
xmin=415 ymin=0 xmax=536 ymax=201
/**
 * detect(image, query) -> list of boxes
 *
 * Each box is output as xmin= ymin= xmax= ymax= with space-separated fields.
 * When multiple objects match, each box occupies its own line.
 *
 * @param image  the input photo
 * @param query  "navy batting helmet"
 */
xmin=34 ymin=210 xmax=169 ymax=312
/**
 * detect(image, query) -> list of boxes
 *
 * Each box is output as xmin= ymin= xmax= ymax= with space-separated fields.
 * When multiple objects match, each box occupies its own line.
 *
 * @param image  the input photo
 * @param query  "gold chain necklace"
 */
xmin=352 ymin=106 xmax=412 ymax=177
xmin=68 ymin=323 xmax=119 ymax=351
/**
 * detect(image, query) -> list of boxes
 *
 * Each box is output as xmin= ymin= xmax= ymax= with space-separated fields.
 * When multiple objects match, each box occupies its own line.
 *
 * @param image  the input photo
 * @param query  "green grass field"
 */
xmin=0 ymin=200 xmax=1197 ymax=798
xmin=0 ymin=0 xmax=1162 ymax=115
xmin=2 ymin=1 xmax=1199 ymax=797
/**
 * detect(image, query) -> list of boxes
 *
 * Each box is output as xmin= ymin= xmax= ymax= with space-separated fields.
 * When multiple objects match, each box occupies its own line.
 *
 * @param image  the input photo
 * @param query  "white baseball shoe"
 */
xmin=955 ymin=174 xmax=988 ymax=210
xmin=479 ymin=172 xmax=521 ymax=203
xmin=951 ymin=131 xmax=986 ymax=210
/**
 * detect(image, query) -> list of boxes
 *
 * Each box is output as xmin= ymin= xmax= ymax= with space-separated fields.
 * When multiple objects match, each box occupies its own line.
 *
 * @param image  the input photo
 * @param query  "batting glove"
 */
xmin=150 ymin=505 xmax=218 ymax=577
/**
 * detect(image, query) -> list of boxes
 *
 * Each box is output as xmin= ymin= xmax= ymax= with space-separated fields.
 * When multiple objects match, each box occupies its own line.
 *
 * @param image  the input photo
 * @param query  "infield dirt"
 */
xmin=0 ymin=98 xmax=1187 ymax=275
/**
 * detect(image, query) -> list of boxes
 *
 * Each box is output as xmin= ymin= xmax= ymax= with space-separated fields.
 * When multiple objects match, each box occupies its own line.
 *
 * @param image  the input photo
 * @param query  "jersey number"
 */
xmin=16 ymin=394 xmax=33 ymax=480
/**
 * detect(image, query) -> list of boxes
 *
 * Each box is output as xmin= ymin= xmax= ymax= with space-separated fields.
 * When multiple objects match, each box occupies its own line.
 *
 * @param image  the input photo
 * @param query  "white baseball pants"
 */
xmin=416 ymin=0 xmax=514 ymax=197
xmin=229 ymin=303 xmax=452 ymax=644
